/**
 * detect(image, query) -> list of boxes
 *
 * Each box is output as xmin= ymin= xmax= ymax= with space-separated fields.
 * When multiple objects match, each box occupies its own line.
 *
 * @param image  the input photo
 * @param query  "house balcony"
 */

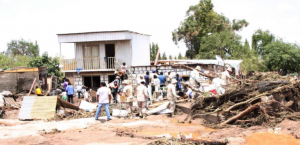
xmin=61 ymin=57 xmax=115 ymax=71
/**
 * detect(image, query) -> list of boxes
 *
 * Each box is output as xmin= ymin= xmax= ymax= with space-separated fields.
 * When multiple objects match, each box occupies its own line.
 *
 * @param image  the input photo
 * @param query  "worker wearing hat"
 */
xmin=135 ymin=79 xmax=149 ymax=119
xmin=165 ymin=71 xmax=173 ymax=84
xmin=122 ymin=80 xmax=134 ymax=119
xmin=221 ymin=67 xmax=232 ymax=87
xmin=189 ymin=66 xmax=201 ymax=88
xmin=167 ymin=79 xmax=180 ymax=117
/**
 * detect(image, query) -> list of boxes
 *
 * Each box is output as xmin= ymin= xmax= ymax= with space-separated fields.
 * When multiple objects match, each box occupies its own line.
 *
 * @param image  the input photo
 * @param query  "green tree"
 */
xmin=169 ymin=55 xmax=173 ymax=60
xmin=174 ymin=56 xmax=177 ymax=60
xmin=150 ymin=42 xmax=160 ymax=61
xmin=178 ymin=52 xmax=183 ymax=60
xmin=263 ymin=40 xmax=300 ymax=73
xmin=172 ymin=0 xmax=248 ymax=59
xmin=6 ymin=39 xmax=39 ymax=57
xmin=28 ymin=52 xmax=62 ymax=77
xmin=252 ymin=29 xmax=275 ymax=56
xmin=0 ymin=54 xmax=31 ymax=70
xmin=162 ymin=52 xmax=167 ymax=60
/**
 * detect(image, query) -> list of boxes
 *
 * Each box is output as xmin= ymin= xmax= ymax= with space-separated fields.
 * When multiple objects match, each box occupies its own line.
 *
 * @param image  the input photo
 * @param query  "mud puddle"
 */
xmin=246 ymin=132 xmax=300 ymax=145
xmin=136 ymin=118 xmax=215 ymax=139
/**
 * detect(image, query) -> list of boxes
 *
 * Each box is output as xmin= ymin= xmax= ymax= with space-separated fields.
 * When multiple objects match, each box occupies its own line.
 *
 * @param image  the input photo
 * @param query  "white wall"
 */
xmin=131 ymin=34 xmax=150 ymax=66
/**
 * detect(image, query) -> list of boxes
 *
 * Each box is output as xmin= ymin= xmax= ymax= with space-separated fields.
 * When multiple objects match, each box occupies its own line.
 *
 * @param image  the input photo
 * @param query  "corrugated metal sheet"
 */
xmin=31 ymin=96 xmax=57 ymax=119
xmin=18 ymin=96 xmax=35 ymax=120
xmin=18 ymin=96 xmax=57 ymax=120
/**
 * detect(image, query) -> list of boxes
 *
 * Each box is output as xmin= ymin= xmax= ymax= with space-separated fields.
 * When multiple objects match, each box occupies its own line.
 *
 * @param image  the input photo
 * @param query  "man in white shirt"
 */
xmin=221 ymin=67 xmax=232 ymax=86
xmin=189 ymin=66 xmax=201 ymax=88
xmin=167 ymin=79 xmax=180 ymax=117
xmin=135 ymin=80 xmax=148 ymax=118
xmin=137 ymin=75 xmax=145 ymax=85
xmin=122 ymin=80 xmax=133 ymax=119
xmin=76 ymin=85 xmax=87 ymax=99
xmin=95 ymin=82 xmax=112 ymax=121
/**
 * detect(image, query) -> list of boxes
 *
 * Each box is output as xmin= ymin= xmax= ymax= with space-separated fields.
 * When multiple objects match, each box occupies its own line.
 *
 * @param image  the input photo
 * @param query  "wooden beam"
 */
xmin=4 ymin=68 xmax=39 ymax=73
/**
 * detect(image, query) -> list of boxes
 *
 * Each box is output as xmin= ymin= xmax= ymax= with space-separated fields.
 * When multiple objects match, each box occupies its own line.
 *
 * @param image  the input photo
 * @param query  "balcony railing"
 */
xmin=61 ymin=57 xmax=115 ymax=71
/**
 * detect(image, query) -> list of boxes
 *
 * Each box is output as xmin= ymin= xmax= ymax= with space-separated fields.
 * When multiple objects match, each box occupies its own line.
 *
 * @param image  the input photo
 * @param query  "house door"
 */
xmin=83 ymin=45 xmax=100 ymax=69
xmin=105 ymin=44 xmax=115 ymax=69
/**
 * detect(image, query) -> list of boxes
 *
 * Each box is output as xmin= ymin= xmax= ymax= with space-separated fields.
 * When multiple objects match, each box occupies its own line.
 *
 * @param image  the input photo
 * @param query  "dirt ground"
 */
xmin=1 ymin=113 xmax=300 ymax=145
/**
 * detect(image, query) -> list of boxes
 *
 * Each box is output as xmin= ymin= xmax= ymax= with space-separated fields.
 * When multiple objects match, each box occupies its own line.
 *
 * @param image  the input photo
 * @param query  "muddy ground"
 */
xmin=1 ymin=113 xmax=300 ymax=145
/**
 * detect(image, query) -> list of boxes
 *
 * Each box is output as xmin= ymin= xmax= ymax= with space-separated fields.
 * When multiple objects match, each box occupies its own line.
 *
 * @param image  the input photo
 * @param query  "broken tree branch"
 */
xmin=220 ymin=93 xmax=268 ymax=114
xmin=220 ymin=103 xmax=260 ymax=126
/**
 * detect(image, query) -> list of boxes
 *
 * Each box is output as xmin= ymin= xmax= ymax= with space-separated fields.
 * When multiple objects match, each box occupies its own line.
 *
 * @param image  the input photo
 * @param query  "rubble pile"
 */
xmin=189 ymin=73 xmax=300 ymax=128
xmin=50 ymin=109 xmax=96 ymax=121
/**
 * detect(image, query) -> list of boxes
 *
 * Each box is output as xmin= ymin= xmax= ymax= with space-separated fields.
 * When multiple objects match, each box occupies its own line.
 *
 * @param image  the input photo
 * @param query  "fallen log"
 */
xmin=220 ymin=103 xmax=260 ymax=126
xmin=220 ymin=93 xmax=268 ymax=114
xmin=56 ymin=98 xmax=79 ymax=111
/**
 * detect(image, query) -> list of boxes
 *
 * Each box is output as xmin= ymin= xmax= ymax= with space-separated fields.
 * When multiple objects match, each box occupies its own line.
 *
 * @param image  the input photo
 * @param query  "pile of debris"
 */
xmin=49 ymin=109 xmax=96 ymax=121
xmin=188 ymin=72 xmax=300 ymax=128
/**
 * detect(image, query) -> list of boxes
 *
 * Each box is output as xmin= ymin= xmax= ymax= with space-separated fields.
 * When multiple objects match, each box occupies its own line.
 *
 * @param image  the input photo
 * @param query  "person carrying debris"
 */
xmin=166 ymin=71 xmax=173 ymax=84
xmin=221 ymin=67 xmax=232 ymax=87
xmin=135 ymin=80 xmax=149 ymax=119
xmin=122 ymin=80 xmax=134 ymax=119
xmin=35 ymin=86 xmax=43 ymax=96
xmin=95 ymin=82 xmax=112 ymax=121
xmin=76 ymin=85 xmax=87 ymax=99
xmin=167 ymin=79 xmax=180 ymax=116
xmin=110 ymin=81 xmax=119 ymax=103
xmin=189 ymin=66 xmax=201 ymax=87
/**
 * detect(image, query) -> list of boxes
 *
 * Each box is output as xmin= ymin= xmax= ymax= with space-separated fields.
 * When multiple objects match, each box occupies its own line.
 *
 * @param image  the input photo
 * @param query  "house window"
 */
xmin=83 ymin=76 xmax=101 ymax=88
xmin=83 ymin=45 xmax=100 ymax=69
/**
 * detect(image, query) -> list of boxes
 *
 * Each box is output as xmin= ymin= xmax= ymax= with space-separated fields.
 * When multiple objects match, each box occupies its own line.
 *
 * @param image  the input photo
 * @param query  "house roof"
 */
xmin=57 ymin=30 xmax=151 ymax=36
xmin=57 ymin=30 xmax=150 ymax=43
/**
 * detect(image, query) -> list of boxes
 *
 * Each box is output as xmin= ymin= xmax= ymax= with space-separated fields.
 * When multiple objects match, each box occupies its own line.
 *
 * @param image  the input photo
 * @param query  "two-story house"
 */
xmin=57 ymin=30 xmax=150 ymax=89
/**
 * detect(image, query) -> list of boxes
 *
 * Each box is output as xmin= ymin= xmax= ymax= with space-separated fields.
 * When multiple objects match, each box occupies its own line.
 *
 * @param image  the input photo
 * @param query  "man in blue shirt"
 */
xmin=175 ymin=74 xmax=182 ymax=91
xmin=66 ymin=82 xmax=75 ymax=104
xmin=158 ymin=72 xmax=166 ymax=87
xmin=144 ymin=71 xmax=150 ymax=87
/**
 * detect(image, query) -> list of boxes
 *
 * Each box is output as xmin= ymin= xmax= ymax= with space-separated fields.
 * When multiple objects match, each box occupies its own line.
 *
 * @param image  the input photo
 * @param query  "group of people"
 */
xmin=186 ymin=65 xmax=234 ymax=102
xmin=59 ymin=78 xmax=90 ymax=104
xmin=94 ymin=70 xmax=182 ymax=121
xmin=142 ymin=70 xmax=183 ymax=91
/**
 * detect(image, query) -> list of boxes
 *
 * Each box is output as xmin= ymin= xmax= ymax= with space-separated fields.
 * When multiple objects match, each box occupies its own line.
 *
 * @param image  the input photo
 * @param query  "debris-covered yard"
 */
xmin=1 ymin=67 xmax=300 ymax=145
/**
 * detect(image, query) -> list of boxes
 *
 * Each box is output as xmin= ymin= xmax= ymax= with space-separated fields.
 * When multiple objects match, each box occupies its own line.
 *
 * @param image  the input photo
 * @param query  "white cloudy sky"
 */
xmin=0 ymin=0 xmax=299 ymax=59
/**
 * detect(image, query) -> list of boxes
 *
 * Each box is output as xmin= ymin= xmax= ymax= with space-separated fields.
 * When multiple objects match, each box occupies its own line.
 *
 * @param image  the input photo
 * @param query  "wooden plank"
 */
xmin=57 ymin=98 xmax=79 ymax=111
xmin=4 ymin=68 xmax=38 ymax=73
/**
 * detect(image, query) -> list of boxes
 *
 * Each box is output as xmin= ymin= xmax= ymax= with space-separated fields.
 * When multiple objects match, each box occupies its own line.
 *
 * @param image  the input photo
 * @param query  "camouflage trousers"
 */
xmin=168 ymin=97 xmax=176 ymax=112
xmin=126 ymin=102 xmax=133 ymax=114
xmin=138 ymin=101 xmax=147 ymax=114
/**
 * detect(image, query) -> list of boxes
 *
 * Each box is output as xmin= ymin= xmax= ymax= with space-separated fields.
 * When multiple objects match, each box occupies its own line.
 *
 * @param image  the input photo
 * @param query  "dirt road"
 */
xmin=1 ymin=114 xmax=300 ymax=145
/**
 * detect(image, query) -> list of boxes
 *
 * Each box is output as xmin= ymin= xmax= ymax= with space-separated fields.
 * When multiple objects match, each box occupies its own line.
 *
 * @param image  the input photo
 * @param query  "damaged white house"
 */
xmin=57 ymin=30 xmax=150 ymax=88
